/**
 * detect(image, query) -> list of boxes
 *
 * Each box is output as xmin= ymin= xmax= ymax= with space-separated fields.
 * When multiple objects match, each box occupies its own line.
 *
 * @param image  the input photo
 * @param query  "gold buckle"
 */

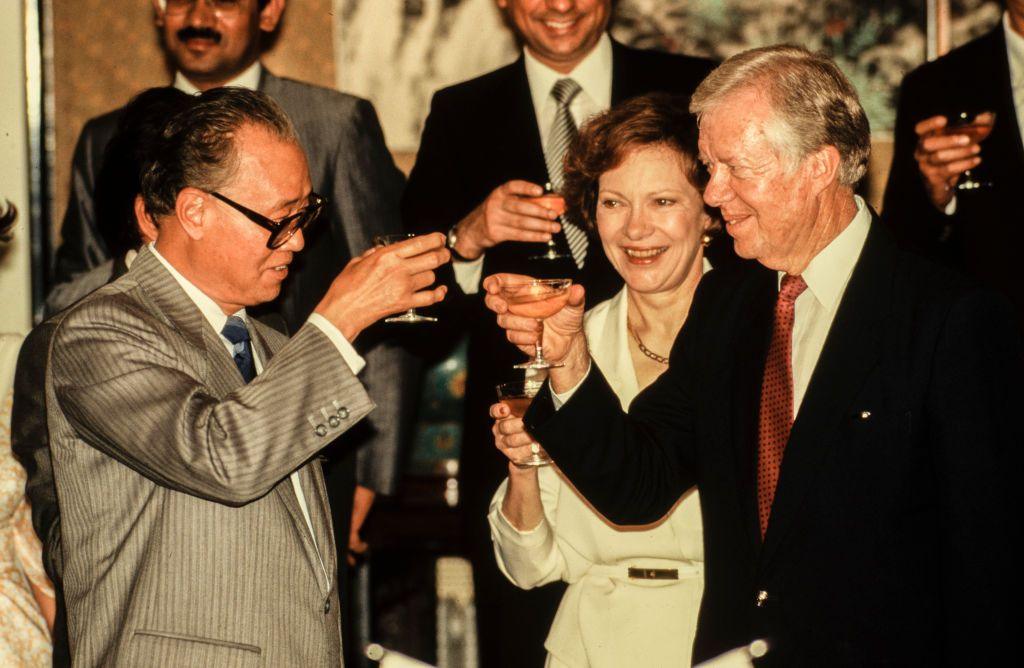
xmin=627 ymin=567 xmax=678 ymax=580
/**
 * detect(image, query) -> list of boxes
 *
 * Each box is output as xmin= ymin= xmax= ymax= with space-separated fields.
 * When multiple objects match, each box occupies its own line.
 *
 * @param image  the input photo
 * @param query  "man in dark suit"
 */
xmin=882 ymin=2 xmax=1024 ymax=319
xmin=486 ymin=45 xmax=1020 ymax=665
xmin=401 ymin=1 xmax=717 ymax=663
xmin=44 ymin=1 xmax=410 ymax=661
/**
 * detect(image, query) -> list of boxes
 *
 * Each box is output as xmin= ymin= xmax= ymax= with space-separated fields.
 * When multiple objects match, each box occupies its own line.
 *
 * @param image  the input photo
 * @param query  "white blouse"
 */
xmin=488 ymin=284 xmax=705 ymax=668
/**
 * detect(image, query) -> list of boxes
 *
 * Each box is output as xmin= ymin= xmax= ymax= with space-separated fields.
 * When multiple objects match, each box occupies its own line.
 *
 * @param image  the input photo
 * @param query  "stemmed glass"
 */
xmin=372 ymin=233 xmax=438 ymax=323
xmin=498 ymin=277 xmax=572 ymax=369
xmin=496 ymin=380 xmax=551 ymax=467
xmin=528 ymin=182 xmax=570 ymax=261
xmin=941 ymin=111 xmax=997 ymax=191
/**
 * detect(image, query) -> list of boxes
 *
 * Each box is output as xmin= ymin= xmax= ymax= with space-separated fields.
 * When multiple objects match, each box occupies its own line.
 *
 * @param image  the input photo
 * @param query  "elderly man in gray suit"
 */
xmin=45 ymin=87 xmax=449 ymax=665
xmin=40 ymin=2 xmax=407 ymax=657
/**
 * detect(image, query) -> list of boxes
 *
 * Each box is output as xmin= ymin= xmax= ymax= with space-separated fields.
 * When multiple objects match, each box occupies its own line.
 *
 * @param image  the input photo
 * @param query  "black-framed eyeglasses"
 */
xmin=210 ymin=191 xmax=325 ymax=249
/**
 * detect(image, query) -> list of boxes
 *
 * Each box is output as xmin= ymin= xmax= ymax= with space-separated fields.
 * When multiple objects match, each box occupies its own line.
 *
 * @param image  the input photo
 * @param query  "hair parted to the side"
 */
xmin=140 ymin=87 xmax=297 ymax=218
xmin=562 ymin=92 xmax=715 ymax=232
xmin=690 ymin=44 xmax=871 ymax=186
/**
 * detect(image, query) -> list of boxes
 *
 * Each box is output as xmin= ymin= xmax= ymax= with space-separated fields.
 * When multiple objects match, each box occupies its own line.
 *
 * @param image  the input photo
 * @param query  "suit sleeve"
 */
xmin=10 ymin=320 xmax=63 ymax=583
xmin=881 ymin=72 xmax=959 ymax=260
xmin=50 ymin=307 xmax=376 ymax=506
xmin=524 ymin=333 xmax=699 ymax=526
xmin=926 ymin=289 xmax=1021 ymax=662
xmin=53 ymin=120 xmax=112 ymax=285
xmin=329 ymin=98 xmax=414 ymax=494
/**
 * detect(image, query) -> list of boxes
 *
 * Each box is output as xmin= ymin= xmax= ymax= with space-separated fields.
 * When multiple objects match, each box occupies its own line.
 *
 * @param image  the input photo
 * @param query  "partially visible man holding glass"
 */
xmin=487 ymin=93 xmax=734 ymax=667
xmin=45 ymin=88 xmax=448 ymax=665
xmin=486 ymin=46 xmax=1020 ymax=664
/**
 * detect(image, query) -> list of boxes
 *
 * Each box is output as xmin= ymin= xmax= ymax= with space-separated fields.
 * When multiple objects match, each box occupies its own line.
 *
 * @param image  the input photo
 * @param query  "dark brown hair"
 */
xmin=562 ymin=92 xmax=710 ymax=232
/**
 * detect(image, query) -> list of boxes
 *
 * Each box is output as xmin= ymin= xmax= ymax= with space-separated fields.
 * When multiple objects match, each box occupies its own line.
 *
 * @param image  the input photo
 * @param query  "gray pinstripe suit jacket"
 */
xmin=45 ymin=246 xmax=374 ymax=666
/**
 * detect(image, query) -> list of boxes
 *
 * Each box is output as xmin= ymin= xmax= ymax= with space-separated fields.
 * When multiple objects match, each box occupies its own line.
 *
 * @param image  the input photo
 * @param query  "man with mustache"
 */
xmin=402 ymin=1 xmax=722 ymax=665
xmin=45 ymin=1 xmax=410 ymax=662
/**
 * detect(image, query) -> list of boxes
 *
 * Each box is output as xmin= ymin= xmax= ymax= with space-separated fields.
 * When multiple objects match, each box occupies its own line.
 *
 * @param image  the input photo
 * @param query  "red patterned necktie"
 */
xmin=757 ymin=274 xmax=808 ymax=539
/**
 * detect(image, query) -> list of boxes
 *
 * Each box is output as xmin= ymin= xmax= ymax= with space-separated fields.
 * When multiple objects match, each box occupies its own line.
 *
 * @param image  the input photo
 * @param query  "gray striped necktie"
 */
xmin=545 ymin=78 xmax=588 ymax=269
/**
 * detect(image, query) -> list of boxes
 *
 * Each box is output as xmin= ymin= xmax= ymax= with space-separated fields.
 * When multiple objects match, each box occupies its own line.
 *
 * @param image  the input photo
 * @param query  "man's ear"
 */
xmin=134 ymin=195 xmax=159 ymax=245
xmin=805 ymin=145 xmax=842 ymax=195
xmin=152 ymin=0 xmax=166 ymax=28
xmin=259 ymin=0 xmax=286 ymax=33
xmin=175 ymin=188 xmax=209 ymax=241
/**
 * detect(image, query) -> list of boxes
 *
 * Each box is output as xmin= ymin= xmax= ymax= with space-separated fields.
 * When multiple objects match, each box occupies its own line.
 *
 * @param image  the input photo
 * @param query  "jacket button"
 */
xmin=315 ymin=424 xmax=328 ymax=437
xmin=337 ymin=407 xmax=349 ymax=420
xmin=324 ymin=599 xmax=331 ymax=614
xmin=755 ymin=590 xmax=769 ymax=607
xmin=328 ymin=415 xmax=340 ymax=428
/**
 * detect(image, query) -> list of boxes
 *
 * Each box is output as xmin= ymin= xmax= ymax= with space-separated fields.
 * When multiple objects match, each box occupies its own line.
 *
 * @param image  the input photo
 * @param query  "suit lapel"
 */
xmin=759 ymin=220 xmax=893 ymax=570
xmin=249 ymin=320 xmax=334 ymax=594
xmin=984 ymin=29 xmax=1024 ymax=186
xmin=730 ymin=270 xmax=777 ymax=550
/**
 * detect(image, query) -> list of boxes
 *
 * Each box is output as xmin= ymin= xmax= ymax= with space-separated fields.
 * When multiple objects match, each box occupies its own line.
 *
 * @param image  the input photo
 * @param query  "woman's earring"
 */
xmin=701 ymin=233 xmax=712 ymax=247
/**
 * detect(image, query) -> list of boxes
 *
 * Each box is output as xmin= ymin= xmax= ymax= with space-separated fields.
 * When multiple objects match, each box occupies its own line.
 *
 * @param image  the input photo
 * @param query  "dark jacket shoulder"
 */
xmin=902 ymin=26 xmax=1002 ymax=91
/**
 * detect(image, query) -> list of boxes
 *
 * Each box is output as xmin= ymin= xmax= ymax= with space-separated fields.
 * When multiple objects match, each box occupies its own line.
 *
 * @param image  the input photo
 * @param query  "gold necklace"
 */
xmin=627 ymin=319 xmax=669 ymax=365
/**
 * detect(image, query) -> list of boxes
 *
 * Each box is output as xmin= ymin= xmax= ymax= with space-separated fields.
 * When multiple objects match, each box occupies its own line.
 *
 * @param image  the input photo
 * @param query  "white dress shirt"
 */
xmin=173 ymin=60 xmax=262 ymax=94
xmin=553 ymin=196 xmax=872 ymax=418
xmin=148 ymin=243 xmax=365 ymax=584
xmin=452 ymin=34 xmax=614 ymax=294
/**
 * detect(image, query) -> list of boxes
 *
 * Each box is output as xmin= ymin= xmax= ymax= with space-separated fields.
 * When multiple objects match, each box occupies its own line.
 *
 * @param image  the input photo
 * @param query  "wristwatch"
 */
xmin=446 ymin=224 xmax=473 ymax=262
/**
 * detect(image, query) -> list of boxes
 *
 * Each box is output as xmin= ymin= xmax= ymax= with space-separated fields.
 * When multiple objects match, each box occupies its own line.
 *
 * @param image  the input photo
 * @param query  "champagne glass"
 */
xmin=528 ymin=182 xmax=570 ymax=261
xmin=496 ymin=379 xmax=551 ymax=467
xmin=940 ymin=111 xmax=997 ymax=191
xmin=499 ymin=277 xmax=572 ymax=370
xmin=372 ymin=233 xmax=438 ymax=323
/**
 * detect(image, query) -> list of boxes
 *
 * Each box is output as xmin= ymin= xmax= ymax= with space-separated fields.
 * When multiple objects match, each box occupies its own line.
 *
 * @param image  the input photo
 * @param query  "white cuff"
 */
xmin=452 ymin=256 xmax=484 ymax=295
xmin=550 ymin=361 xmax=592 ymax=409
xmin=308 ymin=313 xmax=366 ymax=375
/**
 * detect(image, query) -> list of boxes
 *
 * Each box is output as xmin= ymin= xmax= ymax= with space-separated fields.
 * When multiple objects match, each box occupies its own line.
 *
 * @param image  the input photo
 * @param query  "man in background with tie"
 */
xmin=486 ymin=46 xmax=1020 ymax=664
xmin=401 ymin=1 xmax=716 ymax=664
xmin=45 ymin=87 xmax=449 ymax=665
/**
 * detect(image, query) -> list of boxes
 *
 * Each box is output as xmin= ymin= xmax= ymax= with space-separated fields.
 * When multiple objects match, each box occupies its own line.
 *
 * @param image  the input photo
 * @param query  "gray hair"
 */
xmin=690 ymin=45 xmax=870 ymax=186
xmin=141 ymin=87 xmax=298 ymax=218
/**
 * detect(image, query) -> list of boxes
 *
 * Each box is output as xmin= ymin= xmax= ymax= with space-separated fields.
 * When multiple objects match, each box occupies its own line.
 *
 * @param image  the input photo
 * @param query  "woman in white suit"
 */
xmin=486 ymin=94 xmax=730 ymax=667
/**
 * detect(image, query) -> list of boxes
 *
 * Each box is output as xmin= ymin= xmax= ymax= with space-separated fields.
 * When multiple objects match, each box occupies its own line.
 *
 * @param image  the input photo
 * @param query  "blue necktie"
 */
xmin=222 ymin=315 xmax=255 ymax=383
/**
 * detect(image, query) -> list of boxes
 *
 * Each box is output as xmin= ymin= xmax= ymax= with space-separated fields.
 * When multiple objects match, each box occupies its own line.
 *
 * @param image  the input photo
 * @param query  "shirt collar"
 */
xmin=173 ymin=61 xmax=262 ymax=95
xmin=524 ymin=32 xmax=612 ymax=120
xmin=148 ymin=242 xmax=248 ymax=337
xmin=1003 ymin=12 xmax=1024 ymax=89
xmin=781 ymin=195 xmax=871 ymax=313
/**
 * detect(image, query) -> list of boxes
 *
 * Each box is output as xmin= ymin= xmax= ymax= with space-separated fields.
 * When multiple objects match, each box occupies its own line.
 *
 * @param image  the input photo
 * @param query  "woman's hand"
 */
xmin=491 ymin=401 xmax=544 ymax=531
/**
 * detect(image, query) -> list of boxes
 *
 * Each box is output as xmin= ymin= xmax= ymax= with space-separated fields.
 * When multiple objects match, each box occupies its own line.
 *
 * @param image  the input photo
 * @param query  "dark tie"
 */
xmin=222 ymin=315 xmax=255 ymax=383
xmin=756 ymin=274 xmax=807 ymax=539
xmin=545 ymin=78 xmax=588 ymax=269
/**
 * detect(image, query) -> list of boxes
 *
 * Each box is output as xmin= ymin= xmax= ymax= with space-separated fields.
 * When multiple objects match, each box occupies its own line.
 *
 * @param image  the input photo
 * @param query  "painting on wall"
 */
xmin=333 ymin=0 xmax=1000 ymax=152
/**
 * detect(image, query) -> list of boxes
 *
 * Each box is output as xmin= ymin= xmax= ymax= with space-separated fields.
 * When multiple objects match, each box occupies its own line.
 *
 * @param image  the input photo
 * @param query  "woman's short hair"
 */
xmin=562 ymin=92 xmax=708 ymax=232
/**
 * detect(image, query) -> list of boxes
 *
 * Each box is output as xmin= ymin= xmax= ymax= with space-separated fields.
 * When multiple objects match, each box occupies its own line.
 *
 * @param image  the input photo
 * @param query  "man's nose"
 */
xmin=703 ymin=167 xmax=731 ymax=207
xmin=186 ymin=0 xmax=217 ymax=25
xmin=283 ymin=228 xmax=305 ymax=252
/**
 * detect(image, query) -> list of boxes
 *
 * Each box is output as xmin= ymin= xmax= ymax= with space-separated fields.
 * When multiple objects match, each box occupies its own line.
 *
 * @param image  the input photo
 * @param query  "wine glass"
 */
xmin=941 ymin=111 xmax=997 ymax=191
xmin=528 ymin=183 xmax=570 ymax=261
xmin=372 ymin=233 xmax=438 ymax=323
xmin=495 ymin=379 xmax=551 ymax=467
xmin=498 ymin=277 xmax=572 ymax=370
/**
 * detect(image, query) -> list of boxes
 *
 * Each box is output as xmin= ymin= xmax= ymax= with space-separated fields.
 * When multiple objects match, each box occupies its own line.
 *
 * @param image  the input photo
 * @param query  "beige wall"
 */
xmin=1 ymin=0 xmax=33 ymax=333
xmin=51 ymin=0 xmax=336 ymax=242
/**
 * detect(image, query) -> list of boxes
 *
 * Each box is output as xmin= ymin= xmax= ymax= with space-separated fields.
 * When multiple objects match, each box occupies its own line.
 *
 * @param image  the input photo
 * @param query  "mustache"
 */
xmin=176 ymin=26 xmax=222 ymax=43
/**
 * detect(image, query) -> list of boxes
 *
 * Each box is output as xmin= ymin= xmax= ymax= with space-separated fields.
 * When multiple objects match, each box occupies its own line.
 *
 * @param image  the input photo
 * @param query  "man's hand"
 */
xmin=347 ymin=485 xmax=375 ymax=567
xmin=452 ymin=180 xmax=563 ymax=260
xmin=913 ymin=114 xmax=984 ymax=211
xmin=315 ymin=232 xmax=450 ymax=341
xmin=483 ymin=272 xmax=590 ymax=392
